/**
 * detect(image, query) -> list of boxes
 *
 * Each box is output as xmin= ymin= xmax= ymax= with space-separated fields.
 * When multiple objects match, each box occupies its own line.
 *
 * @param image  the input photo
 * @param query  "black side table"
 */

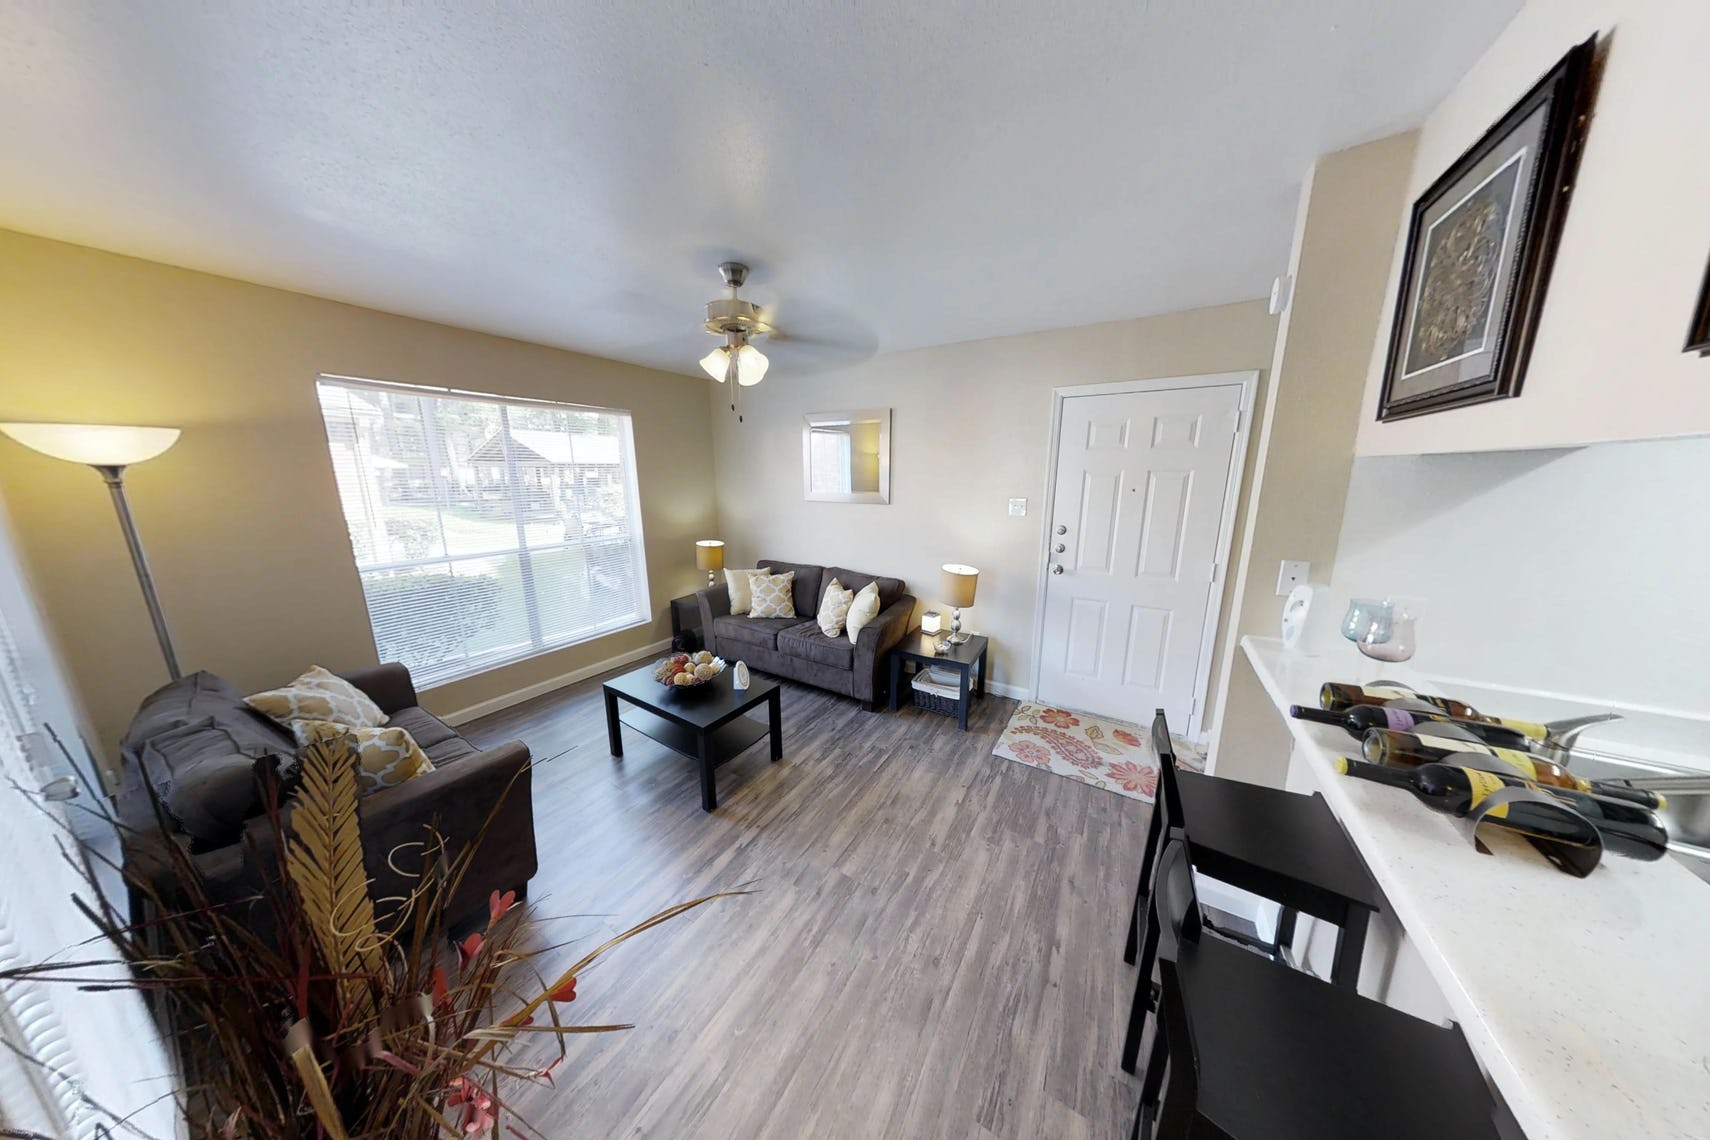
xmin=669 ymin=594 xmax=704 ymax=651
xmin=888 ymin=629 xmax=989 ymax=731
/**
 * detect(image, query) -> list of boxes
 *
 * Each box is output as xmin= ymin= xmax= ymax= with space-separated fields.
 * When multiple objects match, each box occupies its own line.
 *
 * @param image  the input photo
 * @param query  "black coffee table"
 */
xmin=602 ymin=663 xmax=782 ymax=811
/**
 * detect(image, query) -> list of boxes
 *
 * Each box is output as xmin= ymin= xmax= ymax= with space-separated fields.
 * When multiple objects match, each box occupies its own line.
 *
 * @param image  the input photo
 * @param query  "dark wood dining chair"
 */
xmin=1132 ymin=838 xmax=1501 ymax=1140
xmin=1123 ymin=709 xmax=1384 ymax=1073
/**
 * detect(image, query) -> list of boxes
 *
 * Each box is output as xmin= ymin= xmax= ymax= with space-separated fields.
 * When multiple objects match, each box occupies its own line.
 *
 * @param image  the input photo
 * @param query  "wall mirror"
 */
xmin=802 ymin=408 xmax=891 ymax=504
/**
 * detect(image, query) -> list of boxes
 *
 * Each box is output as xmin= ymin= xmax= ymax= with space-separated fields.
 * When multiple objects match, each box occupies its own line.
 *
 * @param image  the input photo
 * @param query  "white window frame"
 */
xmin=315 ymin=374 xmax=652 ymax=689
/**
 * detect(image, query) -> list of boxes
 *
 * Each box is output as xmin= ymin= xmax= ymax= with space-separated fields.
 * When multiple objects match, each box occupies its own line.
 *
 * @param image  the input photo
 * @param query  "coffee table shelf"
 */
xmin=617 ymin=706 xmax=771 ymax=769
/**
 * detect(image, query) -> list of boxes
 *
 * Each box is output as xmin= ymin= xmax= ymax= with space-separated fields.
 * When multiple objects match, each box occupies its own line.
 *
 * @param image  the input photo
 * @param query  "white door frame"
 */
xmin=1027 ymin=371 xmax=1257 ymax=740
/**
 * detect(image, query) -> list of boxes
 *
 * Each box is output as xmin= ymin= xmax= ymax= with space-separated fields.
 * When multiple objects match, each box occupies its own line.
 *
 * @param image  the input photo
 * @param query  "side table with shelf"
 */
xmin=887 ymin=629 xmax=989 ymax=731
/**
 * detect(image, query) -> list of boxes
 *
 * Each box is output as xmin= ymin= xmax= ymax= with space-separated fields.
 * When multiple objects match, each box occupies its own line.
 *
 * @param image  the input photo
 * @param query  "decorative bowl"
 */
xmin=653 ymin=651 xmax=727 ymax=690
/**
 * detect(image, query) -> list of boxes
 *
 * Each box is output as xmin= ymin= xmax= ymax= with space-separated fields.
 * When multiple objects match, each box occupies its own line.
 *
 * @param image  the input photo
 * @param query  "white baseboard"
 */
xmin=434 ymin=638 xmax=673 ymax=726
xmin=987 ymin=680 xmax=1029 ymax=701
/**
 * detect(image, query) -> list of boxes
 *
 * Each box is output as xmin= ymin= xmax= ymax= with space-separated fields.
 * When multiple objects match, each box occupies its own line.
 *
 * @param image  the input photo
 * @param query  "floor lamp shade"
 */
xmin=696 ymin=539 xmax=725 ymax=587
xmin=0 ymin=422 xmax=183 ymax=679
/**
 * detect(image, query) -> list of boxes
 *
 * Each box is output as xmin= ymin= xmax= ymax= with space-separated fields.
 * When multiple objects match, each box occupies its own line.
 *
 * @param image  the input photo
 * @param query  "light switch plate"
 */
xmin=1275 ymin=559 xmax=1309 ymax=596
xmin=1008 ymin=498 xmax=1027 ymax=517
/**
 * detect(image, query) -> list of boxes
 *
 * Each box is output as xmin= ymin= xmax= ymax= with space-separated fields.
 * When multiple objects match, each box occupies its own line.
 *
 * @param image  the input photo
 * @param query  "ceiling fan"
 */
xmin=699 ymin=261 xmax=771 ymax=421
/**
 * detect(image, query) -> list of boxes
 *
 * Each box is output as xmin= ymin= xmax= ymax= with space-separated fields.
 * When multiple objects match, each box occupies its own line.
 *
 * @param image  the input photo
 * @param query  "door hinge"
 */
xmin=1209 ymin=561 xmax=1221 ymax=584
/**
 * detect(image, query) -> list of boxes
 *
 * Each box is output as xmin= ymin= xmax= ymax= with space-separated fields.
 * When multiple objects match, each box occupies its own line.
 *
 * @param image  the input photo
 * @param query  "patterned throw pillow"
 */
xmin=845 ymin=581 xmax=882 ymax=643
xmin=295 ymin=720 xmax=434 ymax=794
xmin=725 ymin=567 xmax=761 ymax=615
xmin=747 ymin=571 xmax=796 ymax=619
xmin=246 ymin=665 xmax=387 ymax=731
xmin=818 ymin=578 xmax=855 ymax=637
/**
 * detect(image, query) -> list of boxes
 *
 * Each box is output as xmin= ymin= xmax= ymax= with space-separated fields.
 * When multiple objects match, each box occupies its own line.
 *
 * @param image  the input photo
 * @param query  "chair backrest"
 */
xmin=1152 ymin=708 xmax=1184 ymax=832
xmin=1152 ymin=838 xmax=1204 ymax=1137
xmin=1151 ymin=837 xmax=1202 ymax=963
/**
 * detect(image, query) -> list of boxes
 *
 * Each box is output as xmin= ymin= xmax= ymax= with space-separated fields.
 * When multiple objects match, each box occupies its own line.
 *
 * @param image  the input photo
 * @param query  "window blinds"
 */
xmin=315 ymin=378 xmax=651 ymax=688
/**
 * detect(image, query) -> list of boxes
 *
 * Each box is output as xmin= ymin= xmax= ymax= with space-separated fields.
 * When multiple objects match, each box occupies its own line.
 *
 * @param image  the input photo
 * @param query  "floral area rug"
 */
xmin=993 ymin=702 xmax=1202 ymax=803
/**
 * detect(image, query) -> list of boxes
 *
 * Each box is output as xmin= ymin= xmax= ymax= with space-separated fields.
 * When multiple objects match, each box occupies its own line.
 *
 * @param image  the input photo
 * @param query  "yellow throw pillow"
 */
xmin=725 ymin=567 xmax=761 ymax=615
xmin=845 ymin=581 xmax=882 ymax=644
xmin=295 ymin=720 xmax=434 ymax=793
xmin=818 ymin=578 xmax=855 ymax=637
xmin=247 ymin=665 xmax=387 ymax=731
xmin=747 ymin=571 xmax=796 ymax=619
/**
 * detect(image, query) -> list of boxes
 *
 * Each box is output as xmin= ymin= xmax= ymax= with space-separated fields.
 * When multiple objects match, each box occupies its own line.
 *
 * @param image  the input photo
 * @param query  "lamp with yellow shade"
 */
xmin=0 ymin=422 xmax=183 ymax=679
xmin=939 ymin=563 xmax=979 ymax=645
xmin=695 ymin=539 xmax=725 ymax=589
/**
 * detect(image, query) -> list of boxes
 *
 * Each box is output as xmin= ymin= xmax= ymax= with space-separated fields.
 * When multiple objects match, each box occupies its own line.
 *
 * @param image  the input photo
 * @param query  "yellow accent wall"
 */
xmin=0 ymin=227 xmax=717 ymax=773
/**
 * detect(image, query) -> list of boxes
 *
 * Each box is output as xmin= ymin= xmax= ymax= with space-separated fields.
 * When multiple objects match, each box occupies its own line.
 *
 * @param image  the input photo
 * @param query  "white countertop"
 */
xmin=1241 ymin=635 xmax=1710 ymax=1140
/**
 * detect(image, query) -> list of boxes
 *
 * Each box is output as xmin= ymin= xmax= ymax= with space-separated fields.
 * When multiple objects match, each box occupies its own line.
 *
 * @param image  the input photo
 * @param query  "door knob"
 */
xmin=1053 ymin=543 xmax=1066 ymax=554
xmin=1051 ymin=564 xmax=1065 ymax=575
xmin=1055 ymin=525 xmax=1068 ymax=535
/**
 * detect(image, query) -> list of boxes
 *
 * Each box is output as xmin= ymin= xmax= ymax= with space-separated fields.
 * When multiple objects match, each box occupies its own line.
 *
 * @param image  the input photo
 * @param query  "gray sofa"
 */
xmin=696 ymin=559 xmax=915 ymax=709
xmin=117 ymin=664 xmax=535 ymax=934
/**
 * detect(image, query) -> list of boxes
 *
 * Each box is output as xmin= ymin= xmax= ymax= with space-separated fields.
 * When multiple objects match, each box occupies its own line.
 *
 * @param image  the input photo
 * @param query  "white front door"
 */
xmin=1036 ymin=380 xmax=1244 ymax=730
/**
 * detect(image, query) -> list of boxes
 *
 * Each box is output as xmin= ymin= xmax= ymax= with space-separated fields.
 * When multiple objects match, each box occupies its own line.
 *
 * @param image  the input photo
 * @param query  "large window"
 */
xmin=315 ymin=376 xmax=650 ymax=688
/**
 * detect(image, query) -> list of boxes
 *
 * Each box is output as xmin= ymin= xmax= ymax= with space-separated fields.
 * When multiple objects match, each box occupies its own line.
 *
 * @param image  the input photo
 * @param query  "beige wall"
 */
xmin=1206 ymin=132 xmax=1419 ymax=783
xmin=1356 ymin=0 xmax=1710 ymax=455
xmin=710 ymin=301 xmax=1279 ymax=716
xmin=0 ymin=228 xmax=717 ymax=773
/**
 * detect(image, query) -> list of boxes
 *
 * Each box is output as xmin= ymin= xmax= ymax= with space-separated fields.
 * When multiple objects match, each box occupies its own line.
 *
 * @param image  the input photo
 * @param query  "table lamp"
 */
xmin=695 ymin=539 xmax=725 ymax=589
xmin=0 ymin=422 xmax=183 ymax=679
xmin=939 ymin=563 xmax=979 ymax=645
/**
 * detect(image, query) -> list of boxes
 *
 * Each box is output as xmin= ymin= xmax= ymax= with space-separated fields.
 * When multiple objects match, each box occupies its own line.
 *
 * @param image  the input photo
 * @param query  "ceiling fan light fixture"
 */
xmin=699 ymin=346 xmax=729 ymax=382
xmin=734 ymin=343 xmax=769 ymax=387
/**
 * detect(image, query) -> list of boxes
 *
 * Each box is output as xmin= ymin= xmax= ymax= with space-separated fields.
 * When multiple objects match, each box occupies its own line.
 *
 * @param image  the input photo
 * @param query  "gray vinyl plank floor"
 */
xmin=463 ymin=670 xmax=1147 ymax=1139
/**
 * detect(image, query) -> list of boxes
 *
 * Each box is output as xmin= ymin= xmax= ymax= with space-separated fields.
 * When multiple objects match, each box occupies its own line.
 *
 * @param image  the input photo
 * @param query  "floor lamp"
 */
xmin=0 ymin=423 xmax=184 ymax=680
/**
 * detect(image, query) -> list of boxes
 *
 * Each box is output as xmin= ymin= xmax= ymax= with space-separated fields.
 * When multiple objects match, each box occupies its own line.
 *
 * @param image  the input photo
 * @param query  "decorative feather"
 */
xmin=286 ymin=730 xmax=385 ymax=1023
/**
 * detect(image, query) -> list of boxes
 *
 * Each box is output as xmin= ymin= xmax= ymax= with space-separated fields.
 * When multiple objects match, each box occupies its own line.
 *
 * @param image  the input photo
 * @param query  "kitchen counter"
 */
xmin=1241 ymin=635 xmax=1710 ymax=1140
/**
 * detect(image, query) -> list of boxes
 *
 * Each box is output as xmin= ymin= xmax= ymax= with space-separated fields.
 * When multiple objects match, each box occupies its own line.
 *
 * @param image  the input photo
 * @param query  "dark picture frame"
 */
xmin=1377 ymin=37 xmax=1597 ymax=422
xmin=1686 ymin=260 xmax=1710 ymax=356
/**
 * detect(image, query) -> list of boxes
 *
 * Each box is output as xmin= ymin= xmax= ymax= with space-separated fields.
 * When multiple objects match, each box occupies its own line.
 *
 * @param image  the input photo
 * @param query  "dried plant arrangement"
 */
xmin=2 ymin=731 xmax=736 ymax=1138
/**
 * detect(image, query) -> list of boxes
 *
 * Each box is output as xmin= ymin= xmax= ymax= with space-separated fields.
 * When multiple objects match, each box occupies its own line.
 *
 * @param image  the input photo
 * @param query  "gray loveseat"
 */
xmin=117 ymin=664 xmax=536 ymax=934
xmin=696 ymin=559 xmax=915 ymax=709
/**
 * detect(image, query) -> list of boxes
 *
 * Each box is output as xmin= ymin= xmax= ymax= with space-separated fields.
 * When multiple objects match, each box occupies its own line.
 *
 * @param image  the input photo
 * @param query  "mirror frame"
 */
xmin=802 ymin=408 xmax=892 ymax=504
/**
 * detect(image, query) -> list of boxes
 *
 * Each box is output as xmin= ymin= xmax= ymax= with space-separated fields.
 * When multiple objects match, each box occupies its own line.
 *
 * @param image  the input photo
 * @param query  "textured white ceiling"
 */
xmin=0 ymin=1 xmax=1520 ymax=375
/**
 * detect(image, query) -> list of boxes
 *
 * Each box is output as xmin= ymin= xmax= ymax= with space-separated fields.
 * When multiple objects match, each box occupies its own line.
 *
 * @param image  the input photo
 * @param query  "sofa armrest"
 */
xmin=339 ymin=663 xmax=418 ymax=716
xmin=852 ymin=595 xmax=916 ymax=704
xmin=696 ymin=585 xmax=732 ymax=639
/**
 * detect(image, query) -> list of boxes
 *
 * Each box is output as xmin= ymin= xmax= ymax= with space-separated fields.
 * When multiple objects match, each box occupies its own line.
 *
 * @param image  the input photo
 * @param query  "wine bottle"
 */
xmin=1290 ymin=703 xmax=1535 ymax=750
xmin=1360 ymin=727 xmax=1666 ymax=810
xmin=1319 ymin=681 xmax=1549 ymax=740
xmin=1335 ymin=758 xmax=1667 ymax=862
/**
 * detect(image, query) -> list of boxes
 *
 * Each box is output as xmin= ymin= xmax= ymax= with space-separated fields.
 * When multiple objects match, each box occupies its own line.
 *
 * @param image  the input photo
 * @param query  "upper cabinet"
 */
xmin=1354 ymin=1 xmax=1710 ymax=457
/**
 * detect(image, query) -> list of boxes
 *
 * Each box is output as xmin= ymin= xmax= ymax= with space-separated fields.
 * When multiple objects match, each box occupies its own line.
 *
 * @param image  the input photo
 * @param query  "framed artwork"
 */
xmin=1377 ymin=37 xmax=1597 ymax=421
xmin=1687 ymin=259 xmax=1710 ymax=356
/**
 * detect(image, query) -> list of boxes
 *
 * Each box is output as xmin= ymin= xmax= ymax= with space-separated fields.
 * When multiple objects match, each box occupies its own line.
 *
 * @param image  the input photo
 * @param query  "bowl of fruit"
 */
xmin=653 ymin=650 xmax=726 ymax=691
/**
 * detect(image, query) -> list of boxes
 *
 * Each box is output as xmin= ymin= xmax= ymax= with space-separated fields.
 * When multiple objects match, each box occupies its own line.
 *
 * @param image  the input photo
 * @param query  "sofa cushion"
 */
xmin=123 ymin=671 xmax=294 ymax=770
xmin=747 ymin=571 xmax=796 ymax=618
xmin=823 ymin=567 xmax=905 ymax=613
xmin=758 ymin=560 xmax=825 ymax=617
xmin=245 ymin=665 xmax=388 ymax=732
xmin=136 ymin=718 xmax=274 ymax=846
xmin=296 ymin=721 xmax=435 ymax=793
xmin=387 ymin=706 xmax=462 ymax=753
xmin=714 ymin=614 xmax=799 ymax=652
xmin=778 ymin=621 xmax=856 ymax=670
xmin=422 ymin=734 xmax=480 ymax=766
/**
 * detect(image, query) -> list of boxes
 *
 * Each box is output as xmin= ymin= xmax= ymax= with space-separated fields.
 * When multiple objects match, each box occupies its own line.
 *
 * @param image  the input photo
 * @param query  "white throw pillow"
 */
xmin=725 ymin=567 xmax=761 ymax=615
xmin=747 ymin=571 xmax=796 ymax=619
xmin=845 ymin=581 xmax=881 ymax=644
xmin=818 ymin=578 xmax=855 ymax=637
